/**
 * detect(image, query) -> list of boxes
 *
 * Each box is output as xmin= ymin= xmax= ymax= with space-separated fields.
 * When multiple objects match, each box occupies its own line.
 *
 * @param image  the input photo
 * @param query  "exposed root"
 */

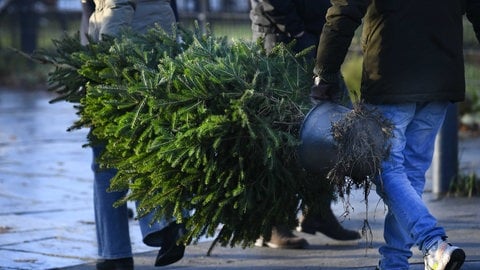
xmin=327 ymin=102 xmax=394 ymax=199
xmin=327 ymin=102 xmax=393 ymax=251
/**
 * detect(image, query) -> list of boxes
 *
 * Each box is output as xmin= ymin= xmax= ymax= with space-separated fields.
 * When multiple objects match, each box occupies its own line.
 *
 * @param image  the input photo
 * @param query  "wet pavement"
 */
xmin=0 ymin=88 xmax=156 ymax=269
xmin=1 ymin=88 xmax=479 ymax=269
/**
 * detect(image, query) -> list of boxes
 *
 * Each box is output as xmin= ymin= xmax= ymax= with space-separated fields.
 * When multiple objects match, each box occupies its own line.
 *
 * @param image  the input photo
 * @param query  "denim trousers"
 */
xmin=92 ymin=145 xmax=170 ymax=259
xmin=371 ymin=102 xmax=450 ymax=269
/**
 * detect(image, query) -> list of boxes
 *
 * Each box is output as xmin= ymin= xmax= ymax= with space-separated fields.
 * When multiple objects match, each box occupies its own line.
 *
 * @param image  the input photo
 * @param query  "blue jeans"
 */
xmin=371 ymin=102 xmax=449 ymax=269
xmin=92 ymin=145 xmax=170 ymax=259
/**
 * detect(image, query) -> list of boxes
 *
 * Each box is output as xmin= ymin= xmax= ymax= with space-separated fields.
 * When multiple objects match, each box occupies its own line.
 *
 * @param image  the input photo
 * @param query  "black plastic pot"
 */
xmin=298 ymin=101 xmax=349 ymax=175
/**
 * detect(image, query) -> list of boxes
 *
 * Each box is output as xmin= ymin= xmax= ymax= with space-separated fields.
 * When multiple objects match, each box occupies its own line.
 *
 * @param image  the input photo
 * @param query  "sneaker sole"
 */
xmin=296 ymin=225 xmax=317 ymax=235
xmin=255 ymin=238 xmax=309 ymax=249
xmin=265 ymin=242 xmax=307 ymax=249
xmin=445 ymin=248 xmax=466 ymax=270
xmin=254 ymin=238 xmax=265 ymax=247
xmin=297 ymin=225 xmax=362 ymax=241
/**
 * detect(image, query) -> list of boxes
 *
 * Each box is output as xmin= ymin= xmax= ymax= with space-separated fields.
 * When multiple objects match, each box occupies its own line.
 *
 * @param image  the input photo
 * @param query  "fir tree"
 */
xmin=33 ymin=26 xmax=334 ymax=249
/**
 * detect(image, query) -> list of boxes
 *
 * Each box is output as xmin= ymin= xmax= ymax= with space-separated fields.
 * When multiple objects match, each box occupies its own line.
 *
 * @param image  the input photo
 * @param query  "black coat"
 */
xmin=249 ymin=0 xmax=331 ymax=37
xmin=315 ymin=0 xmax=480 ymax=104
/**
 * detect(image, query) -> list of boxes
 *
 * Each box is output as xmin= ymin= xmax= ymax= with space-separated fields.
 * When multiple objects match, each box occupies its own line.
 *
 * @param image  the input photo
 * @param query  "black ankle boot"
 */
xmin=298 ymin=207 xmax=361 ymax=241
xmin=96 ymin=257 xmax=133 ymax=270
xmin=154 ymin=222 xmax=186 ymax=267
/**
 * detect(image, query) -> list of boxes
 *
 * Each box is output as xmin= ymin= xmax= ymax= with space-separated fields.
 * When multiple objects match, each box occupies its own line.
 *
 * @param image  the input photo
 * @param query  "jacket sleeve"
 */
xmin=99 ymin=0 xmax=136 ymax=37
xmin=466 ymin=0 xmax=480 ymax=43
xmin=258 ymin=0 xmax=305 ymax=37
xmin=314 ymin=0 xmax=370 ymax=79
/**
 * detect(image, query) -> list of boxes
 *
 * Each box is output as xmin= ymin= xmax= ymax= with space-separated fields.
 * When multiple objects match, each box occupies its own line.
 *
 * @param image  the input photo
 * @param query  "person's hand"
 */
xmin=310 ymin=75 xmax=341 ymax=103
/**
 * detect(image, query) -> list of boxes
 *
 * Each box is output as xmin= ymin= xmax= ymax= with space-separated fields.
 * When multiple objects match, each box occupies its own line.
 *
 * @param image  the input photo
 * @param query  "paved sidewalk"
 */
xmin=64 ymin=194 xmax=480 ymax=270
xmin=1 ymin=88 xmax=479 ymax=269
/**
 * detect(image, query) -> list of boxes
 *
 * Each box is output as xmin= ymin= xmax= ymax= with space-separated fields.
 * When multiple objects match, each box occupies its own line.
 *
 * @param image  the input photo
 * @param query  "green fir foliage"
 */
xmin=35 ymin=26 xmax=333 ymax=248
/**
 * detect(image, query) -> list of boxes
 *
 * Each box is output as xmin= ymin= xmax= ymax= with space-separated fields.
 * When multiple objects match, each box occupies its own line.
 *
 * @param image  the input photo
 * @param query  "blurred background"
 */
xmin=0 ymin=0 xmax=251 ymax=87
xmin=0 ymin=0 xmax=479 ymax=131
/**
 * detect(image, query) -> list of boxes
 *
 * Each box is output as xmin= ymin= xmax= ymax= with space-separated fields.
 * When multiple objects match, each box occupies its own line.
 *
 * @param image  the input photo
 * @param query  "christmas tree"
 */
xmin=33 ymin=26 xmax=336 ymax=249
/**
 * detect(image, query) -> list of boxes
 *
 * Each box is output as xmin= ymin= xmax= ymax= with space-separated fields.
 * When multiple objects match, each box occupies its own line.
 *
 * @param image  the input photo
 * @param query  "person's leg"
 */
xmin=298 ymin=194 xmax=361 ymax=241
xmin=374 ymin=102 xmax=448 ymax=269
xmin=403 ymin=102 xmax=447 ymax=197
xmin=137 ymin=207 xmax=187 ymax=266
xmin=92 ymin=145 xmax=133 ymax=260
xmin=379 ymin=210 xmax=413 ymax=269
xmin=137 ymin=208 xmax=170 ymax=247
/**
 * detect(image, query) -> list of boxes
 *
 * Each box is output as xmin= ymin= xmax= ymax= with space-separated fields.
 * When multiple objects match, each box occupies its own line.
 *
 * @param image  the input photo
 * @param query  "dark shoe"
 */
xmin=256 ymin=225 xmax=309 ymax=249
xmin=297 ymin=207 xmax=361 ymax=241
xmin=154 ymin=223 xmax=186 ymax=267
xmin=96 ymin=257 xmax=133 ymax=270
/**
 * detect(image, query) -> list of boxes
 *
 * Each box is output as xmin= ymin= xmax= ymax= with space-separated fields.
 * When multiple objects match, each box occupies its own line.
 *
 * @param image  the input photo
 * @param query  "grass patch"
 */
xmin=342 ymin=53 xmax=363 ymax=102
xmin=449 ymin=172 xmax=480 ymax=197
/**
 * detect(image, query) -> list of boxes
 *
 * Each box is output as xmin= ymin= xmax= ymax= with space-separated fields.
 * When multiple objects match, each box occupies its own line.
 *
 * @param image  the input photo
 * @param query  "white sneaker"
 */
xmin=424 ymin=239 xmax=465 ymax=270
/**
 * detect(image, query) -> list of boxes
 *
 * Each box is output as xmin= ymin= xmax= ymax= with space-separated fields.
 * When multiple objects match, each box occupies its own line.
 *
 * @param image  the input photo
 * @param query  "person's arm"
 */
xmin=314 ymin=0 xmax=369 ymax=80
xmin=259 ymin=0 xmax=305 ymax=37
xmin=311 ymin=0 xmax=369 ymax=101
xmin=80 ymin=0 xmax=95 ymax=45
xmin=98 ymin=0 xmax=137 ymax=38
xmin=171 ymin=0 xmax=179 ymax=22
xmin=466 ymin=0 xmax=480 ymax=43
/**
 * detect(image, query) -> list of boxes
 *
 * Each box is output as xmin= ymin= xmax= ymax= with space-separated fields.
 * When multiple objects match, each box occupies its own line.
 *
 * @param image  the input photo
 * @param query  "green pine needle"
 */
xmin=36 ymin=25 xmax=335 ymax=249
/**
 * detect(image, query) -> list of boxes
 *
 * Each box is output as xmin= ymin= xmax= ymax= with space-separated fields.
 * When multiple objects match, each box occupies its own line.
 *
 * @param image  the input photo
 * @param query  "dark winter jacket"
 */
xmin=315 ymin=0 xmax=480 ymax=104
xmin=249 ymin=0 xmax=331 ymax=37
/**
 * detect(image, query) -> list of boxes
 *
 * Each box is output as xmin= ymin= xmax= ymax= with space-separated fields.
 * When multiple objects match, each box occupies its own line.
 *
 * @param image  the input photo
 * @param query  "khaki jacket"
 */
xmin=88 ymin=0 xmax=175 ymax=41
